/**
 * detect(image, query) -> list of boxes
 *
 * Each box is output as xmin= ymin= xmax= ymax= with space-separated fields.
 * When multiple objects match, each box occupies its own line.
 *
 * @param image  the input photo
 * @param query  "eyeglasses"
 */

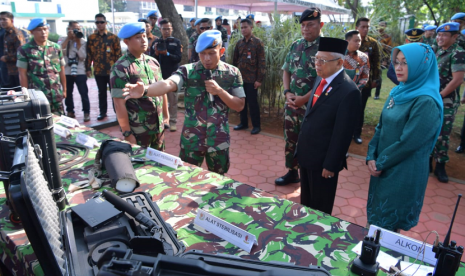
xmin=199 ymin=27 xmax=210 ymax=30
xmin=95 ymin=21 xmax=106 ymax=24
xmin=394 ymin=61 xmax=408 ymax=67
xmin=311 ymin=56 xmax=341 ymax=65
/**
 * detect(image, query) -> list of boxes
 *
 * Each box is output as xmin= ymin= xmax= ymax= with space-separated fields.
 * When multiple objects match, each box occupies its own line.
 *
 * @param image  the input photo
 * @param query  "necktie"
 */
xmin=312 ymin=79 xmax=328 ymax=106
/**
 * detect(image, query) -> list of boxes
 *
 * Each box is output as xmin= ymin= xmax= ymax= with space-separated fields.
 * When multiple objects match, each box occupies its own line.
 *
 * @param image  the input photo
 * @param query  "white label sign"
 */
xmin=368 ymin=225 xmax=436 ymax=265
xmin=53 ymin=124 xmax=72 ymax=138
xmin=60 ymin=115 xmax=80 ymax=128
xmin=76 ymin=133 xmax=98 ymax=149
xmin=145 ymin=147 xmax=182 ymax=169
xmin=194 ymin=209 xmax=257 ymax=253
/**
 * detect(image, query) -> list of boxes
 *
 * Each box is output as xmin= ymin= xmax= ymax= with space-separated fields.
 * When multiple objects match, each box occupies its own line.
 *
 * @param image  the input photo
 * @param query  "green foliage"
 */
xmin=227 ymin=15 xmax=301 ymax=115
xmin=98 ymin=0 xmax=127 ymax=13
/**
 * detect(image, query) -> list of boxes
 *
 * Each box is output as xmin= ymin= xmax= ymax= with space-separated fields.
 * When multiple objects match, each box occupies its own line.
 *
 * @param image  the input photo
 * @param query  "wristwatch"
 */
xmin=143 ymin=87 xmax=148 ymax=97
xmin=122 ymin=130 xmax=133 ymax=137
xmin=283 ymin=89 xmax=292 ymax=95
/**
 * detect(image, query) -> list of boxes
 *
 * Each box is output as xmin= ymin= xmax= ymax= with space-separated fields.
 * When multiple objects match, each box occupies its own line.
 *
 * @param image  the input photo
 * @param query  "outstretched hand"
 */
xmin=122 ymin=82 xmax=145 ymax=100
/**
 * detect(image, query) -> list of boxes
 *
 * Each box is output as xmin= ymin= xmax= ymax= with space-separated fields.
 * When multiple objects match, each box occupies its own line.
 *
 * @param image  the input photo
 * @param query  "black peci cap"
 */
xmin=318 ymin=37 xmax=348 ymax=55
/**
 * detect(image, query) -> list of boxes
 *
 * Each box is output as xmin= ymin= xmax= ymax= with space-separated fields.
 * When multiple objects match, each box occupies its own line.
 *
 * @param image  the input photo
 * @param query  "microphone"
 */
xmin=102 ymin=190 xmax=158 ymax=233
xmin=204 ymin=70 xmax=215 ymax=102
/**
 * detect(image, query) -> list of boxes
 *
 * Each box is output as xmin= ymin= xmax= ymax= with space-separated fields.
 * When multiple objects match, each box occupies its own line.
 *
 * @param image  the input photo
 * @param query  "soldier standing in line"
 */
xmin=343 ymin=30 xmax=370 ymax=90
xmin=110 ymin=22 xmax=168 ymax=150
xmin=188 ymin=18 xmax=202 ymax=62
xmin=186 ymin=18 xmax=196 ymax=38
xmin=354 ymin=17 xmax=381 ymax=144
xmin=451 ymin=13 xmax=465 ymax=49
xmin=122 ymin=30 xmax=245 ymax=175
xmin=190 ymin=18 xmax=212 ymax=63
xmin=148 ymin=10 xmax=162 ymax=38
xmin=215 ymin=16 xmax=228 ymax=48
xmin=233 ymin=18 xmax=266 ymax=135
xmin=423 ymin=25 xmax=437 ymax=47
xmin=275 ymin=8 xmax=323 ymax=186
xmin=17 ymin=18 xmax=66 ymax=115
xmin=138 ymin=18 xmax=157 ymax=56
xmin=431 ymin=22 xmax=465 ymax=183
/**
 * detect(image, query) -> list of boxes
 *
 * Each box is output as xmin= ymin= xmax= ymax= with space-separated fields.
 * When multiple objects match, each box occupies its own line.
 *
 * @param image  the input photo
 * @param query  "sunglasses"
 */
xmin=95 ymin=21 xmax=106 ymax=24
xmin=199 ymin=27 xmax=210 ymax=30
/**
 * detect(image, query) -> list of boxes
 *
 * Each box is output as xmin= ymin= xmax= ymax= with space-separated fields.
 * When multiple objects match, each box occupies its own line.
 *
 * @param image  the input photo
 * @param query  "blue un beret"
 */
xmin=246 ymin=14 xmax=255 ymax=20
xmin=147 ymin=10 xmax=158 ymax=18
xmin=462 ymin=29 xmax=465 ymax=35
xmin=118 ymin=22 xmax=145 ymax=39
xmin=437 ymin=22 xmax=460 ymax=33
xmin=195 ymin=30 xmax=222 ymax=53
xmin=215 ymin=16 xmax=222 ymax=21
xmin=190 ymin=18 xmax=195 ymax=22
xmin=451 ymin=12 xmax=465 ymax=20
xmin=27 ymin=18 xmax=48 ymax=31
xmin=194 ymin=18 xmax=203 ymax=26
xmin=424 ymin=25 xmax=437 ymax=31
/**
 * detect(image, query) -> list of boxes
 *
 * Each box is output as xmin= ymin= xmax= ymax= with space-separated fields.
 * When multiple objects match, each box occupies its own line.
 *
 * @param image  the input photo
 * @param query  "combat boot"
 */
xmin=275 ymin=169 xmax=300 ymax=186
xmin=434 ymin=162 xmax=449 ymax=183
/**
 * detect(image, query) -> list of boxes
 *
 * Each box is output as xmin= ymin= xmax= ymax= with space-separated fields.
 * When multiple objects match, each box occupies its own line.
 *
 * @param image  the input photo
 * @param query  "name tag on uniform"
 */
xmin=247 ymin=51 xmax=251 ymax=59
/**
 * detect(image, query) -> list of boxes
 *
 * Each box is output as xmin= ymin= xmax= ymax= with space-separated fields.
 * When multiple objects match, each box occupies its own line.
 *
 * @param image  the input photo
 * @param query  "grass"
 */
xmin=364 ymin=70 xmax=465 ymax=136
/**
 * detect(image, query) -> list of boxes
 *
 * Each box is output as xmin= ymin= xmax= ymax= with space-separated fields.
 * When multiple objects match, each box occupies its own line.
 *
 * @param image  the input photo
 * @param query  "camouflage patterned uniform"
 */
xmin=188 ymin=32 xmax=199 ymax=51
xmin=432 ymin=43 xmax=465 ymax=163
xmin=168 ymin=61 xmax=245 ymax=174
xmin=217 ymin=25 xmax=228 ymax=43
xmin=16 ymin=40 xmax=66 ymax=115
xmin=151 ymin=25 xmax=162 ymax=38
xmin=281 ymin=37 xmax=319 ymax=170
xmin=186 ymin=26 xmax=195 ymax=38
xmin=423 ymin=36 xmax=435 ymax=47
xmin=110 ymin=52 xmax=165 ymax=150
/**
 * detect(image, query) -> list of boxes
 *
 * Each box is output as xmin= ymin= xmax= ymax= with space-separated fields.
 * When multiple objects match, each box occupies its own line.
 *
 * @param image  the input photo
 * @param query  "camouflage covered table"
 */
xmin=1 ymin=118 xmax=464 ymax=276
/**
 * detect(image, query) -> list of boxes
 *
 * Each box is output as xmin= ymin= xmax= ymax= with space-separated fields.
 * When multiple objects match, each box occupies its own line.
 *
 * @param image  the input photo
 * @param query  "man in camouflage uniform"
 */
xmin=190 ymin=18 xmax=212 ymax=63
xmin=432 ymin=22 xmax=465 ymax=183
xmin=451 ymin=12 xmax=465 ymax=49
xmin=215 ymin=16 xmax=228 ymax=46
xmin=423 ymin=25 xmax=437 ymax=47
xmin=122 ymin=30 xmax=245 ymax=174
xmin=188 ymin=18 xmax=202 ymax=61
xmin=275 ymin=8 xmax=323 ymax=186
xmin=110 ymin=22 xmax=168 ymax=150
xmin=148 ymin=10 xmax=162 ymax=38
xmin=233 ymin=18 xmax=266 ymax=134
xmin=17 ymin=18 xmax=66 ymax=115
xmin=186 ymin=18 xmax=195 ymax=38
xmin=354 ymin=17 xmax=381 ymax=144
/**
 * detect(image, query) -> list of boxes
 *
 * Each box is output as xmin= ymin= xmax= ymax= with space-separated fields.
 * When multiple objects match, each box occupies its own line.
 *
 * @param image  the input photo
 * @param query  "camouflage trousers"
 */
xmin=134 ymin=130 xmax=165 ymax=151
xmin=432 ymin=95 xmax=460 ymax=163
xmin=50 ymin=100 xmax=64 ymax=115
xmin=179 ymin=148 xmax=230 ymax=175
xmin=284 ymin=105 xmax=306 ymax=170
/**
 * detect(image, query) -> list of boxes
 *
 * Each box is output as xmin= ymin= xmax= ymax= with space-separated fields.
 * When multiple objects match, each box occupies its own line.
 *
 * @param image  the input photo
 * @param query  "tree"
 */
xmin=346 ymin=0 xmax=360 ymax=20
xmin=154 ymin=0 xmax=189 ymax=64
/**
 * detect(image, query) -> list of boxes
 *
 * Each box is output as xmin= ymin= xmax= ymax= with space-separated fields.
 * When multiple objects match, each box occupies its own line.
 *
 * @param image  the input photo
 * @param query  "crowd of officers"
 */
xmin=1 ymin=8 xmax=464 ymax=210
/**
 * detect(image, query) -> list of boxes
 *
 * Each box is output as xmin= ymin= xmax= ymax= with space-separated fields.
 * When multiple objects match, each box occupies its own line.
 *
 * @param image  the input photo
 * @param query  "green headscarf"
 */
xmin=389 ymin=43 xmax=443 ymax=150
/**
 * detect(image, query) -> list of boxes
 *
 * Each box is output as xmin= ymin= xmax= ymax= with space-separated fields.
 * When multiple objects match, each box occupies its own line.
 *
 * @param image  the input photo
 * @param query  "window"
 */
xmin=184 ymin=5 xmax=194 ymax=12
xmin=206 ymin=7 xmax=212 ymax=12
xmin=217 ymin=8 xmax=229 ymax=16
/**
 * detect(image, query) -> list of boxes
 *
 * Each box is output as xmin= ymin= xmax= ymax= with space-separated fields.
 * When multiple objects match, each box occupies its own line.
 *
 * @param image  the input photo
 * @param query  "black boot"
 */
xmin=434 ymin=162 xmax=449 ymax=183
xmin=275 ymin=170 xmax=300 ymax=186
xmin=429 ymin=157 xmax=433 ymax=173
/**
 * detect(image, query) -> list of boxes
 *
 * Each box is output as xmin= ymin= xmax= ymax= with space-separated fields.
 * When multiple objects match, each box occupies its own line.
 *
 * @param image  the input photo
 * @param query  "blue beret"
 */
xmin=118 ymin=22 xmax=145 ymax=39
xmin=246 ymin=14 xmax=255 ymax=20
xmin=424 ymin=25 xmax=437 ymax=31
xmin=215 ymin=16 xmax=222 ymax=21
xmin=195 ymin=30 xmax=222 ymax=53
xmin=194 ymin=18 xmax=203 ymax=26
xmin=27 ymin=18 xmax=48 ymax=31
xmin=422 ymin=23 xmax=429 ymax=29
xmin=462 ymin=29 xmax=465 ymax=35
xmin=147 ymin=10 xmax=158 ymax=18
xmin=451 ymin=12 xmax=465 ymax=20
xmin=437 ymin=22 xmax=460 ymax=33
xmin=190 ymin=18 xmax=195 ymax=22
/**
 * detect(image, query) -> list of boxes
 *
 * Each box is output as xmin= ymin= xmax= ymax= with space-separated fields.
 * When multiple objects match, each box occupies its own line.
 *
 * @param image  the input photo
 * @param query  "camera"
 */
xmin=73 ymin=29 xmax=84 ymax=39
xmin=68 ymin=58 xmax=78 ymax=76
xmin=155 ymin=38 xmax=166 ymax=51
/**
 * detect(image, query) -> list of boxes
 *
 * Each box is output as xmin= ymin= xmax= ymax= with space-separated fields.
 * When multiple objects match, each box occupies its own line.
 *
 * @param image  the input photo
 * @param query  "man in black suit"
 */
xmin=295 ymin=37 xmax=361 ymax=215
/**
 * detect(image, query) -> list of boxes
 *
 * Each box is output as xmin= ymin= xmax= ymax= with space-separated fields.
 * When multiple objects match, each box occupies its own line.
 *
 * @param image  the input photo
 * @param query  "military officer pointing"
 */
xmin=110 ymin=22 xmax=168 ymax=150
xmin=275 ymin=8 xmax=323 ymax=186
xmin=123 ymin=30 xmax=245 ymax=175
xmin=432 ymin=22 xmax=465 ymax=183
xmin=17 ymin=18 xmax=66 ymax=115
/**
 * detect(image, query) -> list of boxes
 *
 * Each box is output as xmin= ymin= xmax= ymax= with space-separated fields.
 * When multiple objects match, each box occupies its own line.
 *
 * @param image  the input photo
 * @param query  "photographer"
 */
xmin=152 ymin=18 xmax=182 ymax=132
xmin=60 ymin=21 xmax=90 ymax=121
